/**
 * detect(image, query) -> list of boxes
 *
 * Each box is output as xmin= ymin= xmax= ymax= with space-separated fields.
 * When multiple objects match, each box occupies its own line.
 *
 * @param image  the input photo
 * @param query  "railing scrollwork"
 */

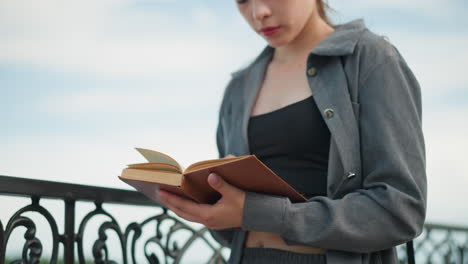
xmin=1 ymin=175 xmax=467 ymax=263
xmin=2 ymin=196 xmax=60 ymax=264
xmin=0 ymin=175 xmax=227 ymax=264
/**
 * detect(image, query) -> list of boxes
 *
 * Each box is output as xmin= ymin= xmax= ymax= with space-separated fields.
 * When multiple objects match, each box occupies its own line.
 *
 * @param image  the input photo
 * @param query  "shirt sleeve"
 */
xmin=240 ymin=54 xmax=427 ymax=253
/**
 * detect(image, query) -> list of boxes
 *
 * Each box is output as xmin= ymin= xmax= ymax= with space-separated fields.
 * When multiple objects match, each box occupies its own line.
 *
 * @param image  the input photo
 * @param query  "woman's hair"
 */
xmin=317 ymin=0 xmax=334 ymax=26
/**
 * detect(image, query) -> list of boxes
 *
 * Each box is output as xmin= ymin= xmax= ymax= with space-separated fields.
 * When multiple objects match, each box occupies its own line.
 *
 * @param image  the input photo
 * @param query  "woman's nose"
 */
xmin=251 ymin=0 xmax=271 ymax=21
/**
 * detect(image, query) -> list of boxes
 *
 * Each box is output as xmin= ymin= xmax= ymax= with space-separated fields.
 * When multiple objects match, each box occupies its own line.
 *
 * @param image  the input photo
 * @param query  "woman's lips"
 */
xmin=260 ymin=26 xmax=281 ymax=36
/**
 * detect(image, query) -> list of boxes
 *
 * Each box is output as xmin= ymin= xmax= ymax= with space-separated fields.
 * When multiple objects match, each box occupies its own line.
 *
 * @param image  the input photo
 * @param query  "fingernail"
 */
xmin=209 ymin=173 xmax=219 ymax=184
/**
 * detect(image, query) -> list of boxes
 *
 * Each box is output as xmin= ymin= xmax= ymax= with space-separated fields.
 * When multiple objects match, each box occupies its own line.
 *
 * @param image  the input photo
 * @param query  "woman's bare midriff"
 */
xmin=245 ymin=231 xmax=327 ymax=254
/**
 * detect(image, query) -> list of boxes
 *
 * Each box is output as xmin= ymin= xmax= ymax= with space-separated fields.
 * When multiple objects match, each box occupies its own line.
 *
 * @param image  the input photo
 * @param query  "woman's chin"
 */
xmin=259 ymin=30 xmax=292 ymax=47
xmin=263 ymin=37 xmax=290 ymax=48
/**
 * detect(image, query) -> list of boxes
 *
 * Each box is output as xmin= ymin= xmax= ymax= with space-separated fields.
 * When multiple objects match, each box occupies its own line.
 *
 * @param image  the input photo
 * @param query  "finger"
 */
xmin=207 ymin=173 xmax=239 ymax=197
xmin=159 ymin=190 xmax=211 ymax=216
xmin=165 ymin=203 xmax=204 ymax=223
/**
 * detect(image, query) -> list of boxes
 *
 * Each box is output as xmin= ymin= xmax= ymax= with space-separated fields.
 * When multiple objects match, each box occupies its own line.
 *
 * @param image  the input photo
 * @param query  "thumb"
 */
xmin=208 ymin=173 xmax=237 ymax=196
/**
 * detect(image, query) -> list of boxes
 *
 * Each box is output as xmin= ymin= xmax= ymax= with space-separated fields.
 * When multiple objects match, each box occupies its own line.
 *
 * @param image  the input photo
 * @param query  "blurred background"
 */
xmin=1 ymin=0 xmax=467 ymax=262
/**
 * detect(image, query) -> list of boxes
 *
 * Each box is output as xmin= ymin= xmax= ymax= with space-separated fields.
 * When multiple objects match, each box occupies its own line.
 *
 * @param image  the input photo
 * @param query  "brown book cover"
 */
xmin=118 ymin=148 xmax=307 ymax=204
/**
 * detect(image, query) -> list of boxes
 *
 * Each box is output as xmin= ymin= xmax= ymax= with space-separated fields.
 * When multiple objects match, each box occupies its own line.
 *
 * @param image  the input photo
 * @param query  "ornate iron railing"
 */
xmin=410 ymin=223 xmax=468 ymax=263
xmin=0 ymin=175 xmax=227 ymax=264
xmin=1 ymin=175 xmax=467 ymax=263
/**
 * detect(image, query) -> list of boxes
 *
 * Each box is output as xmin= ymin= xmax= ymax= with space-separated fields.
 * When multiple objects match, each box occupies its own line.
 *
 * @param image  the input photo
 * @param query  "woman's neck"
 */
xmin=273 ymin=16 xmax=335 ymax=65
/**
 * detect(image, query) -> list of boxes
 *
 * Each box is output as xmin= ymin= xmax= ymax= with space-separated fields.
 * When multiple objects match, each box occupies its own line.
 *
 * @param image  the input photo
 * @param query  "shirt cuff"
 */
xmin=240 ymin=191 xmax=289 ymax=234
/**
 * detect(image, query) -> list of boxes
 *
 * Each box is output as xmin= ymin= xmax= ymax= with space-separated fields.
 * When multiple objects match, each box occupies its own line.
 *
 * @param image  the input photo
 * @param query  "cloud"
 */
xmin=0 ymin=0 xmax=261 ymax=77
xmin=35 ymin=86 xmax=217 ymax=116
xmin=192 ymin=6 xmax=219 ymax=27
xmin=0 ymin=33 xmax=241 ymax=77
xmin=381 ymin=32 xmax=468 ymax=97
xmin=423 ymin=105 xmax=468 ymax=225
xmin=0 ymin=127 xmax=219 ymax=187
xmin=329 ymin=0 xmax=459 ymax=19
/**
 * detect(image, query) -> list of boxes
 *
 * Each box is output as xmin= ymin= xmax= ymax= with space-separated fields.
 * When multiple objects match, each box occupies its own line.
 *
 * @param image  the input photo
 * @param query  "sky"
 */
xmin=1 ymin=0 xmax=468 ymax=260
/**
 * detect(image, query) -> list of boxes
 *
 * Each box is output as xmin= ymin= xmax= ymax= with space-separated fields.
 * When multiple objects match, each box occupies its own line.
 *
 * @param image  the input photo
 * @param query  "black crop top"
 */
xmin=247 ymin=95 xmax=330 ymax=199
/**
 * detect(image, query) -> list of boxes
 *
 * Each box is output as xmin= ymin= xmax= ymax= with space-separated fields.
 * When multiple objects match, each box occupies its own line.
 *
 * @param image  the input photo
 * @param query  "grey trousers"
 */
xmin=240 ymin=247 xmax=327 ymax=264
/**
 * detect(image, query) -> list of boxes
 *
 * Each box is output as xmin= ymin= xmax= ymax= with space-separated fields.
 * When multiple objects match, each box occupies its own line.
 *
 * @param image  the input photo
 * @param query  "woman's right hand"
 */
xmin=223 ymin=154 xmax=237 ymax=159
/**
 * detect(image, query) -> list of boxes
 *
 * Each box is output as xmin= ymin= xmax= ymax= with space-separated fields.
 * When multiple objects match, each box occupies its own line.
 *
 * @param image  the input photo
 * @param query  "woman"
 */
xmin=156 ymin=0 xmax=427 ymax=263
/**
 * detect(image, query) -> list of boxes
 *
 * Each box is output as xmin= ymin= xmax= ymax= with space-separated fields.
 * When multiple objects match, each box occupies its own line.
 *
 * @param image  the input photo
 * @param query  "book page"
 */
xmin=127 ymin=162 xmax=181 ymax=174
xmin=184 ymin=156 xmax=246 ymax=173
xmin=120 ymin=169 xmax=183 ymax=186
xmin=135 ymin=148 xmax=182 ymax=170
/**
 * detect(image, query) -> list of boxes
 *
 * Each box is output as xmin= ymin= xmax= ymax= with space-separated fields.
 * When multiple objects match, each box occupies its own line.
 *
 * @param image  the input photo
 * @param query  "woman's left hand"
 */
xmin=157 ymin=172 xmax=246 ymax=230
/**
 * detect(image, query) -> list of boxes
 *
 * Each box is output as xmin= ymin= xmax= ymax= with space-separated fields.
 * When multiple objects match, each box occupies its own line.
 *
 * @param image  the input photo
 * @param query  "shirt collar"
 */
xmin=232 ymin=19 xmax=367 ymax=77
xmin=267 ymin=18 xmax=366 ymax=57
xmin=308 ymin=18 xmax=367 ymax=56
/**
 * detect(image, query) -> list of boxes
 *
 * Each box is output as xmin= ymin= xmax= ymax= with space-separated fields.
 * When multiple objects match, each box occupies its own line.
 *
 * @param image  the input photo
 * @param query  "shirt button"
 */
xmin=307 ymin=67 xmax=317 ymax=77
xmin=324 ymin=108 xmax=334 ymax=118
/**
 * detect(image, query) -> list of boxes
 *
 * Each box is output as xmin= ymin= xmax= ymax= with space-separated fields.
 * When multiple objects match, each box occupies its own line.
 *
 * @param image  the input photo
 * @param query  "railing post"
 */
xmin=406 ymin=240 xmax=414 ymax=264
xmin=64 ymin=199 xmax=76 ymax=264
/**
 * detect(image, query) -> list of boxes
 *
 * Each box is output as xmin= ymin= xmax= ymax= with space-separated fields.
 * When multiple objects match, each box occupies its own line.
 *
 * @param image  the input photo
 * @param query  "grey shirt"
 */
xmin=211 ymin=18 xmax=427 ymax=264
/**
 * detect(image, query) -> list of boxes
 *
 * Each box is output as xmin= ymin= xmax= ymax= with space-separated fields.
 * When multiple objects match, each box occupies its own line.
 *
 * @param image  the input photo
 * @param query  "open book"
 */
xmin=118 ymin=148 xmax=307 ymax=204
